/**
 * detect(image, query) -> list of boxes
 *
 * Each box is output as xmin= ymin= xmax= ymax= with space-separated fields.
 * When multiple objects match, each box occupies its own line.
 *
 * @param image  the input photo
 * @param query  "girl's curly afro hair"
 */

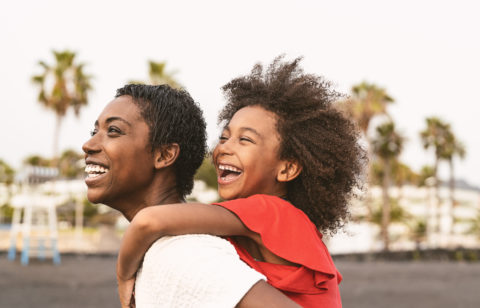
xmin=219 ymin=56 xmax=366 ymax=233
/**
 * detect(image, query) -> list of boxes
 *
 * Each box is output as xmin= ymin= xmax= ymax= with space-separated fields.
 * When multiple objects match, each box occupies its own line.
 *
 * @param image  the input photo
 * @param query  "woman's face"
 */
xmin=82 ymin=96 xmax=155 ymax=208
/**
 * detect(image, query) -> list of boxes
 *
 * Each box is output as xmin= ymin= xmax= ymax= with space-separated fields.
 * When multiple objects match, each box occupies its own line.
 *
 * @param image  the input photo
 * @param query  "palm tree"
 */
xmin=32 ymin=50 xmax=92 ymax=162
xmin=130 ymin=60 xmax=181 ymax=88
xmin=369 ymin=198 xmax=411 ymax=249
xmin=0 ymin=159 xmax=15 ymax=186
xmin=417 ymin=165 xmax=436 ymax=245
xmin=372 ymin=121 xmax=404 ymax=251
xmin=23 ymin=154 xmax=51 ymax=167
xmin=338 ymin=82 xmax=395 ymax=218
xmin=440 ymin=131 xmax=466 ymax=239
xmin=420 ymin=117 xmax=451 ymax=236
xmin=58 ymin=149 xmax=85 ymax=179
xmin=0 ymin=159 xmax=15 ymax=223
xmin=343 ymin=82 xmax=394 ymax=136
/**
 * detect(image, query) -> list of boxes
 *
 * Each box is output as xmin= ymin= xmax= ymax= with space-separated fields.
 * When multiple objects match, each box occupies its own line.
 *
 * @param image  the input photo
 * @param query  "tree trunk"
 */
xmin=381 ymin=159 xmax=391 ymax=252
xmin=433 ymin=157 xmax=441 ymax=235
xmin=364 ymin=135 xmax=374 ymax=221
xmin=52 ymin=114 xmax=62 ymax=166
xmin=448 ymin=159 xmax=456 ymax=243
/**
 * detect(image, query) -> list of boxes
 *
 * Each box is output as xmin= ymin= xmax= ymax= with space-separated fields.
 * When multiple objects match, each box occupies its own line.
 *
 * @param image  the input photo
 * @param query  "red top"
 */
xmin=214 ymin=194 xmax=342 ymax=308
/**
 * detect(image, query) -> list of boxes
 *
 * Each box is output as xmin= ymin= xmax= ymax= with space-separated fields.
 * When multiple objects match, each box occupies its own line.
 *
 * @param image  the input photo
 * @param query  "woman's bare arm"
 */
xmin=237 ymin=280 xmax=301 ymax=308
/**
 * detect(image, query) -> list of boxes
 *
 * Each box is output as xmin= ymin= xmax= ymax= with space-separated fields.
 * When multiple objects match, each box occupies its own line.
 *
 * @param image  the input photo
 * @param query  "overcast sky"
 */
xmin=1 ymin=0 xmax=479 ymax=187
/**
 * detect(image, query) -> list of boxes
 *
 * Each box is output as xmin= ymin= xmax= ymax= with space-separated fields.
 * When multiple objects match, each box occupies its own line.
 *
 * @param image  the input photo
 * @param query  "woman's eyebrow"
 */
xmin=103 ymin=116 xmax=132 ymax=126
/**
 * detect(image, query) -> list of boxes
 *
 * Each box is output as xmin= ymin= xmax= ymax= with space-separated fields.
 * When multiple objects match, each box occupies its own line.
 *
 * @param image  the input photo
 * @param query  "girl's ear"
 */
xmin=154 ymin=143 xmax=180 ymax=169
xmin=277 ymin=160 xmax=302 ymax=182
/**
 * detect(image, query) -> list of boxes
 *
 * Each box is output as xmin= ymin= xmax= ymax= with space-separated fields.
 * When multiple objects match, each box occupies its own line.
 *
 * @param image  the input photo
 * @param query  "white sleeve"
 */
xmin=134 ymin=234 xmax=266 ymax=308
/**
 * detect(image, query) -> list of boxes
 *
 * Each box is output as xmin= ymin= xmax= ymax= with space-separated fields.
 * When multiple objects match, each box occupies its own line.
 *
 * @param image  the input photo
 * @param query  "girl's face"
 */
xmin=212 ymin=105 xmax=288 ymax=200
xmin=82 ymin=96 xmax=155 ymax=208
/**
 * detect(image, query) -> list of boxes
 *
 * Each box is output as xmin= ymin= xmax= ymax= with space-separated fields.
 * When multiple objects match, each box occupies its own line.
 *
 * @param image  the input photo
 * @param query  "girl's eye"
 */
xmin=240 ymin=137 xmax=253 ymax=143
xmin=90 ymin=129 xmax=98 ymax=136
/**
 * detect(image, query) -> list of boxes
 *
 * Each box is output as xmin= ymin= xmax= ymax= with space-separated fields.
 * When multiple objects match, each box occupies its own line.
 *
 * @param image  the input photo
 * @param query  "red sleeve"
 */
xmin=213 ymin=194 xmax=339 ymax=279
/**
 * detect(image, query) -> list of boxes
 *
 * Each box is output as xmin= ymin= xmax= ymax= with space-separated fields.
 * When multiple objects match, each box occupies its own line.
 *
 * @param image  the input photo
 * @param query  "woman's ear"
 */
xmin=154 ymin=143 xmax=180 ymax=169
xmin=277 ymin=160 xmax=302 ymax=182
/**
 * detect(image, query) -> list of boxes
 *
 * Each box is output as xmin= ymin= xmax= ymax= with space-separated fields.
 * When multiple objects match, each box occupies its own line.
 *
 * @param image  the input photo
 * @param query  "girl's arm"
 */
xmin=117 ymin=203 xmax=260 ymax=282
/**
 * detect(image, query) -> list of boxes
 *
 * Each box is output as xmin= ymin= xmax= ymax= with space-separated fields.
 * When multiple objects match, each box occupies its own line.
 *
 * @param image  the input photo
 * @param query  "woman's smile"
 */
xmin=85 ymin=163 xmax=109 ymax=184
xmin=82 ymin=95 xmax=155 ymax=207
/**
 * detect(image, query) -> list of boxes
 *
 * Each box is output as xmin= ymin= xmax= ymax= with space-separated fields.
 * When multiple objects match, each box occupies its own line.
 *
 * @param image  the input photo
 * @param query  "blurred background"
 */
xmin=1 ymin=0 xmax=479 ymax=307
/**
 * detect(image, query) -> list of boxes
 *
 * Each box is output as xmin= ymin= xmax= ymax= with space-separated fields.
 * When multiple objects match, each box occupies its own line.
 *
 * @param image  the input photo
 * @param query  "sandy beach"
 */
xmin=1 ymin=253 xmax=479 ymax=308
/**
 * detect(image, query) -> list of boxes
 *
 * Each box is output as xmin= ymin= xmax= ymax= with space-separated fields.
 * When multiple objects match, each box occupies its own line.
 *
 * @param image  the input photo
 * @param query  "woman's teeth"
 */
xmin=85 ymin=164 xmax=109 ymax=178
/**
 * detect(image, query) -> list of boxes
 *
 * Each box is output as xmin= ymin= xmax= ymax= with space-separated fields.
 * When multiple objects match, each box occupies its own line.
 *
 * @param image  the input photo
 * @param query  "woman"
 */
xmin=82 ymin=84 xmax=298 ymax=307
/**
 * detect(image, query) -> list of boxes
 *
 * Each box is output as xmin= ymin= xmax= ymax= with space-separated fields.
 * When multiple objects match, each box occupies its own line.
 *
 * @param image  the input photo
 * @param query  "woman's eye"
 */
xmin=219 ymin=135 xmax=228 ymax=142
xmin=90 ymin=129 xmax=98 ymax=136
xmin=108 ymin=126 xmax=122 ymax=134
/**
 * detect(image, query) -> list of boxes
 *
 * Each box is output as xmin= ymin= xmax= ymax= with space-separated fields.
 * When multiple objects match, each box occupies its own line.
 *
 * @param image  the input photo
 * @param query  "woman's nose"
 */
xmin=82 ymin=135 xmax=100 ymax=155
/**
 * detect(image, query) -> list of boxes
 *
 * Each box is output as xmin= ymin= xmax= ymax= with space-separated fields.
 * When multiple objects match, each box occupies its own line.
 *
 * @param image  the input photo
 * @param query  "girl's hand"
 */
xmin=118 ymin=276 xmax=136 ymax=308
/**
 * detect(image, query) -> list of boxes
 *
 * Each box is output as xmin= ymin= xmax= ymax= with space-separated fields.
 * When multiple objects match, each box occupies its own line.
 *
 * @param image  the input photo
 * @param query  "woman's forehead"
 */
xmin=97 ymin=96 xmax=143 ymax=124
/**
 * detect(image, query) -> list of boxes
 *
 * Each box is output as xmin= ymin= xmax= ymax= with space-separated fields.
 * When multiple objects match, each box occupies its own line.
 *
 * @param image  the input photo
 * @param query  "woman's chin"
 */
xmin=86 ymin=190 xmax=105 ymax=205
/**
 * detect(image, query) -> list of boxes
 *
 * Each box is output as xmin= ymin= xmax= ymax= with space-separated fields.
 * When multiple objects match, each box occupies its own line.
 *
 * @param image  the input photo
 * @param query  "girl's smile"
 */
xmin=213 ymin=105 xmax=289 ymax=200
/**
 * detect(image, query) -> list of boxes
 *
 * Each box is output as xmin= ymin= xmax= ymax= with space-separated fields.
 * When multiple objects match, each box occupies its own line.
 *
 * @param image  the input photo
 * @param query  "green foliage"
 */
xmin=57 ymin=198 xmax=100 ymax=227
xmin=372 ymin=121 xmax=404 ymax=159
xmin=23 ymin=154 xmax=51 ymax=167
xmin=32 ymin=49 xmax=92 ymax=159
xmin=0 ymin=159 xmax=15 ymax=185
xmin=58 ymin=149 xmax=84 ymax=178
xmin=464 ymin=211 xmax=480 ymax=238
xmin=194 ymin=158 xmax=218 ymax=190
xmin=0 ymin=204 xmax=14 ymax=222
xmin=129 ymin=60 xmax=182 ymax=88
xmin=417 ymin=165 xmax=435 ymax=187
xmin=23 ymin=149 xmax=84 ymax=178
xmin=371 ymin=159 xmax=417 ymax=187
xmin=408 ymin=219 xmax=427 ymax=244
xmin=83 ymin=198 xmax=99 ymax=220
xmin=420 ymin=117 xmax=465 ymax=164
xmin=32 ymin=50 xmax=92 ymax=117
xmin=339 ymin=81 xmax=394 ymax=134
xmin=392 ymin=162 xmax=418 ymax=186
xmin=370 ymin=198 xmax=411 ymax=226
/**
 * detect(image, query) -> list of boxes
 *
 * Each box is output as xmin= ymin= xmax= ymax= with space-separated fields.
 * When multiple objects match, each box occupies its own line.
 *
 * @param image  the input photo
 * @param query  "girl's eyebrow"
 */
xmin=239 ymin=127 xmax=261 ymax=137
xmin=223 ymin=125 xmax=262 ymax=139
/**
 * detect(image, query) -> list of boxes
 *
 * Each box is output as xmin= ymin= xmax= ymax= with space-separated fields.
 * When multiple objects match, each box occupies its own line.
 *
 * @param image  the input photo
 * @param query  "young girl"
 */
xmin=117 ymin=56 xmax=365 ymax=307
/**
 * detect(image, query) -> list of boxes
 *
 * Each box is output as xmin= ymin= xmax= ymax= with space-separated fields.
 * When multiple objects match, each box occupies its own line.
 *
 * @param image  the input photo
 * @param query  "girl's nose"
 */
xmin=213 ymin=139 xmax=234 ymax=157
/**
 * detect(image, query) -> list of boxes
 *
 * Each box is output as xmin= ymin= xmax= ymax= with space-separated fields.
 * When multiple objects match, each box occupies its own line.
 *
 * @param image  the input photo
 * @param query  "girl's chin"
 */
xmin=218 ymin=190 xmax=241 ymax=201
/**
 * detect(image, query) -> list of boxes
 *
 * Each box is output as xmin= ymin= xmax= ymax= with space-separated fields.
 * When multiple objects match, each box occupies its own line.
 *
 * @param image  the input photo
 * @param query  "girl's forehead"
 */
xmin=229 ymin=106 xmax=278 ymax=130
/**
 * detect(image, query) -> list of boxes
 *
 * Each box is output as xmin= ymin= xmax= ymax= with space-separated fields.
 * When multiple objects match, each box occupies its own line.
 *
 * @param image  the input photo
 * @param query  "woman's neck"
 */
xmin=120 ymin=172 xmax=183 ymax=221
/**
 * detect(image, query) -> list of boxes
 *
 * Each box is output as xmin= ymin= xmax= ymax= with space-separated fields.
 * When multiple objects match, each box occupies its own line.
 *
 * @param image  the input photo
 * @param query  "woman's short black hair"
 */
xmin=116 ymin=84 xmax=207 ymax=199
xmin=219 ymin=56 xmax=366 ymax=233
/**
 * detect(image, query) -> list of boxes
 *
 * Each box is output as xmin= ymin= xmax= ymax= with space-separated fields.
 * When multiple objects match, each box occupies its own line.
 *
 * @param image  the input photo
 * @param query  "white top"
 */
xmin=135 ymin=234 xmax=265 ymax=308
